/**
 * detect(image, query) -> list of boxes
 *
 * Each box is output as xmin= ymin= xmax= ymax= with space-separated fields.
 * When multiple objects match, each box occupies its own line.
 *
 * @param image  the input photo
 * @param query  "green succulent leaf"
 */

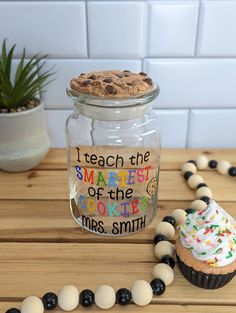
xmin=0 ymin=39 xmax=54 ymax=110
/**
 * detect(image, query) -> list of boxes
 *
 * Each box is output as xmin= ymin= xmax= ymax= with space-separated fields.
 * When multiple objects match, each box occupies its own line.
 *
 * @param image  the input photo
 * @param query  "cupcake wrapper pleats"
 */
xmin=177 ymin=254 xmax=236 ymax=289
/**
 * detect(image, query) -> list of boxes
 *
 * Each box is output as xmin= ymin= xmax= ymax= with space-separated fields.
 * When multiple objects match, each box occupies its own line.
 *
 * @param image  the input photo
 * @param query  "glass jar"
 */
xmin=66 ymin=85 xmax=160 ymax=236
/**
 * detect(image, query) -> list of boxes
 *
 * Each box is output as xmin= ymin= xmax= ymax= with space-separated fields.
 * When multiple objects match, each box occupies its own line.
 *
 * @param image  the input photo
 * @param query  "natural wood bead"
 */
xmin=187 ymin=174 xmax=204 ymax=189
xmin=196 ymin=187 xmax=213 ymax=199
xmin=217 ymin=160 xmax=231 ymax=175
xmin=131 ymin=280 xmax=153 ymax=306
xmin=155 ymin=221 xmax=175 ymax=240
xmin=154 ymin=241 xmax=175 ymax=260
xmin=58 ymin=285 xmax=79 ymax=311
xmin=171 ymin=209 xmax=186 ymax=225
xmin=190 ymin=199 xmax=207 ymax=211
xmin=20 ymin=296 xmax=44 ymax=313
xmin=152 ymin=263 xmax=175 ymax=286
xmin=95 ymin=285 xmax=116 ymax=309
xmin=196 ymin=155 xmax=208 ymax=170
xmin=181 ymin=163 xmax=197 ymax=174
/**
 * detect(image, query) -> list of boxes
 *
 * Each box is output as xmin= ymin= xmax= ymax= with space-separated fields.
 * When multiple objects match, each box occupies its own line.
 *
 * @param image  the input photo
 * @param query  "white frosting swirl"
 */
xmin=179 ymin=200 xmax=236 ymax=267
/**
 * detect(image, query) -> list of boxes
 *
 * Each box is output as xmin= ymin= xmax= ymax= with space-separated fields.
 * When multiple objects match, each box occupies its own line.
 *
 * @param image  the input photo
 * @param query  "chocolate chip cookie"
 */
xmin=146 ymin=177 xmax=158 ymax=197
xmin=70 ymin=70 xmax=154 ymax=97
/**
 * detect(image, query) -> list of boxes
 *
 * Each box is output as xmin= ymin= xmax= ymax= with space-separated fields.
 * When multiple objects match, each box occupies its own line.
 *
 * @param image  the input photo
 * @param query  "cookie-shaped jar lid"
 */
xmin=67 ymin=70 xmax=159 ymax=121
xmin=70 ymin=70 xmax=156 ymax=97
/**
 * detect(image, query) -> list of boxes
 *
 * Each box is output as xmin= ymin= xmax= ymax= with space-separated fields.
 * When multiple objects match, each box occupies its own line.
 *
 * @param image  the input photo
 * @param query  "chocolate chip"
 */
xmin=88 ymin=74 xmax=96 ymax=80
xmin=123 ymin=70 xmax=131 ymax=73
xmin=127 ymin=82 xmax=133 ymax=86
xmin=143 ymin=78 xmax=153 ymax=86
xmin=81 ymin=80 xmax=91 ymax=86
xmin=105 ymin=85 xmax=117 ymax=95
xmin=80 ymin=73 xmax=85 ymax=76
xmin=103 ymin=78 xmax=113 ymax=83
xmin=116 ymin=73 xmax=123 ymax=78
xmin=139 ymin=72 xmax=147 ymax=76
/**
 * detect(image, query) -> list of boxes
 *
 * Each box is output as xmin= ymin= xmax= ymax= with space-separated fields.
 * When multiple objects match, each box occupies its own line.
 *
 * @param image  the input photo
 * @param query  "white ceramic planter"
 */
xmin=0 ymin=102 xmax=50 ymax=172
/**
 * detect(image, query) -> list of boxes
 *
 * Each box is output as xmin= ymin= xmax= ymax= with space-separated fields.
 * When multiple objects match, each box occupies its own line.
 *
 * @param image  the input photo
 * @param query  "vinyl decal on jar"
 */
xmin=69 ymin=146 xmax=159 ymax=235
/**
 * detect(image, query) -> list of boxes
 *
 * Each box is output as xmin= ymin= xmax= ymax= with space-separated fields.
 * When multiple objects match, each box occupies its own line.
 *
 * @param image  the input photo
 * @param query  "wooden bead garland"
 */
xmin=20 ymin=296 xmax=44 ymax=313
xmin=181 ymin=162 xmax=197 ymax=174
xmin=58 ymin=285 xmax=79 ymax=311
xmin=190 ymin=199 xmax=207 ymax=211
xmin=95 ymin=285 xmax=116 ymax=309
xmin=196 ymin=155 xmax=208 ymax=170
xmin=196 ymin=186 xmax=213 ymax=199
xmin=131 ymin=280 xmax=153 ymax=306
xmin=6 ymin=155 xmax=236 ymax=312
xmin=187 ymin=174 xmax=204 ymax=189
xmin=155 ymin=221 xmax=175 ymax=240
xmin=152 ymin=263 xmax=174 ymax=286
xmin=171 ymin=209 xmax=186 ymax=225
xmin=154 ymin=241 xmax=175 ymax=259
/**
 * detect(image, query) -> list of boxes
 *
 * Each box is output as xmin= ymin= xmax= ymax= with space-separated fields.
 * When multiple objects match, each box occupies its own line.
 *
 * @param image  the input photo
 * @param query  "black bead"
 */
xmin=228 ymin=167 xmax=236 ymax=177
xmin=200 ymin=196 xmax=210 ymax=205
xmin=197 ymin=183 xmax=208 ymax=189
xmin=161 ymin=255 xmax=175 ymax=268
xmin=185 ymin=208 xmax=195 ymax=214
xmin=150 ymin=278 xmax=166 ymax=296
xmin=5 ymin=309 xmax=21 ymax=313
xmin=116 ymin=288 xmax=132 ymax=305
xmin=184 ymin=171 xmax=193 ymax=180
xmin=79 ymin=289 xmax=94 ymax=307
xmin=209 ymin=160 xmax=218 ymax=169
xmin=153 ymin=234 xmax=166 ymax=245
xmin=163 ymin=215 xmax=176 ymax=227
xmin=42 ymin=292 xmax=58 ymax=310
xmin=187 ymin=160 xmax=197 ymax=166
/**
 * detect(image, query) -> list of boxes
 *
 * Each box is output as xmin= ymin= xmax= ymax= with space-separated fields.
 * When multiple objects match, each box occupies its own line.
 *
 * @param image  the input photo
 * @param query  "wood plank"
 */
xmin=0 ymin=169 xmax=236 ymax=201
xmin=0 ymin=170 xmax=68 ymax=200
xmin=36 ymin=148 xmax=236 ymax=170
xmin=0 ymin=200 xmax=235 ymax=243
xmin=1 ymin=303 xmax=235 ymax=313
xmin=0 ymin=242 xmax=236 ymax=305
xmin=160 ymin=148 xmax=236 ymax=170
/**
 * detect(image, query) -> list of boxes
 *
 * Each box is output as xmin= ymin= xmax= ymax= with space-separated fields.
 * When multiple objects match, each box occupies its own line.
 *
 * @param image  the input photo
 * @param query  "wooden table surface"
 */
xmin=0 ymin=148 xmax=236 ymax=312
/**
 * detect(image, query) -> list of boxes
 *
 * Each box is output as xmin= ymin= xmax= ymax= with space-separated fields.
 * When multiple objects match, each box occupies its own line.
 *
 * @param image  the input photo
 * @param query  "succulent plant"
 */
xmin=0 ymin=39 xmax=54 ymax=112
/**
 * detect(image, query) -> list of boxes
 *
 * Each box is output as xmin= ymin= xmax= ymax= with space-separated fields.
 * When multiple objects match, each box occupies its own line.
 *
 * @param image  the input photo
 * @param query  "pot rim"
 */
xmin=0 ymin=99 xmax=43 ymax=118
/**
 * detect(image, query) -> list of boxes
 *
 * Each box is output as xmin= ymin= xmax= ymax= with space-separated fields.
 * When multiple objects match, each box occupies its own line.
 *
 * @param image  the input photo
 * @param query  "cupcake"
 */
xmin=176 ymin=200 xmax=236 ymax=289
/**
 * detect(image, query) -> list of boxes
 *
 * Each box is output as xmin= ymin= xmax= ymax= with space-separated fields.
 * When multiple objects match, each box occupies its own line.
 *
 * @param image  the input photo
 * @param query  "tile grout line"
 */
xmin=45 ymin=107 xmax=236 ymax=111
xmin=194 ymin=0 xmax=202 ymax=57
xmin=13 ymin=54 xmax=236 ymax=61
xmin=85 ymin=0 xmax=90 ymax=58
xmin=143 ymin=0 xmax=149 ymax=62
xmin=185 ymin=109 xmax=192 ymax=148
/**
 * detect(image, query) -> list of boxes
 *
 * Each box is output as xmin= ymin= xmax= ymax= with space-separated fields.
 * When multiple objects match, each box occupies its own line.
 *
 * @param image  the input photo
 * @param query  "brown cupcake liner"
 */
xmin=177 ymin=254 xmax=236 ymax=289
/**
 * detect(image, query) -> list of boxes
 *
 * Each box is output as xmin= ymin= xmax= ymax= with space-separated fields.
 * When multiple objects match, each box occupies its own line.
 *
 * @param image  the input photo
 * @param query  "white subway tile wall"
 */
xmin=0 ymin=2 xmax=87 ymax=58
xmin=188 ymin=110 xmax=236 ymax=148
xmin=87 ymin=1 xmax=146 ymax=58
xmin=198 ymin=1 xmax=236 ymax=57
xmin=1 ymin=0 xmax=236 ymax=148
xmin=155 ymin=110 xmax=189 ymax=148
xmin=147 ymin=1 xmax=199 ymax=57
xmin=144 ymin=58 xmax=236 ymax=108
